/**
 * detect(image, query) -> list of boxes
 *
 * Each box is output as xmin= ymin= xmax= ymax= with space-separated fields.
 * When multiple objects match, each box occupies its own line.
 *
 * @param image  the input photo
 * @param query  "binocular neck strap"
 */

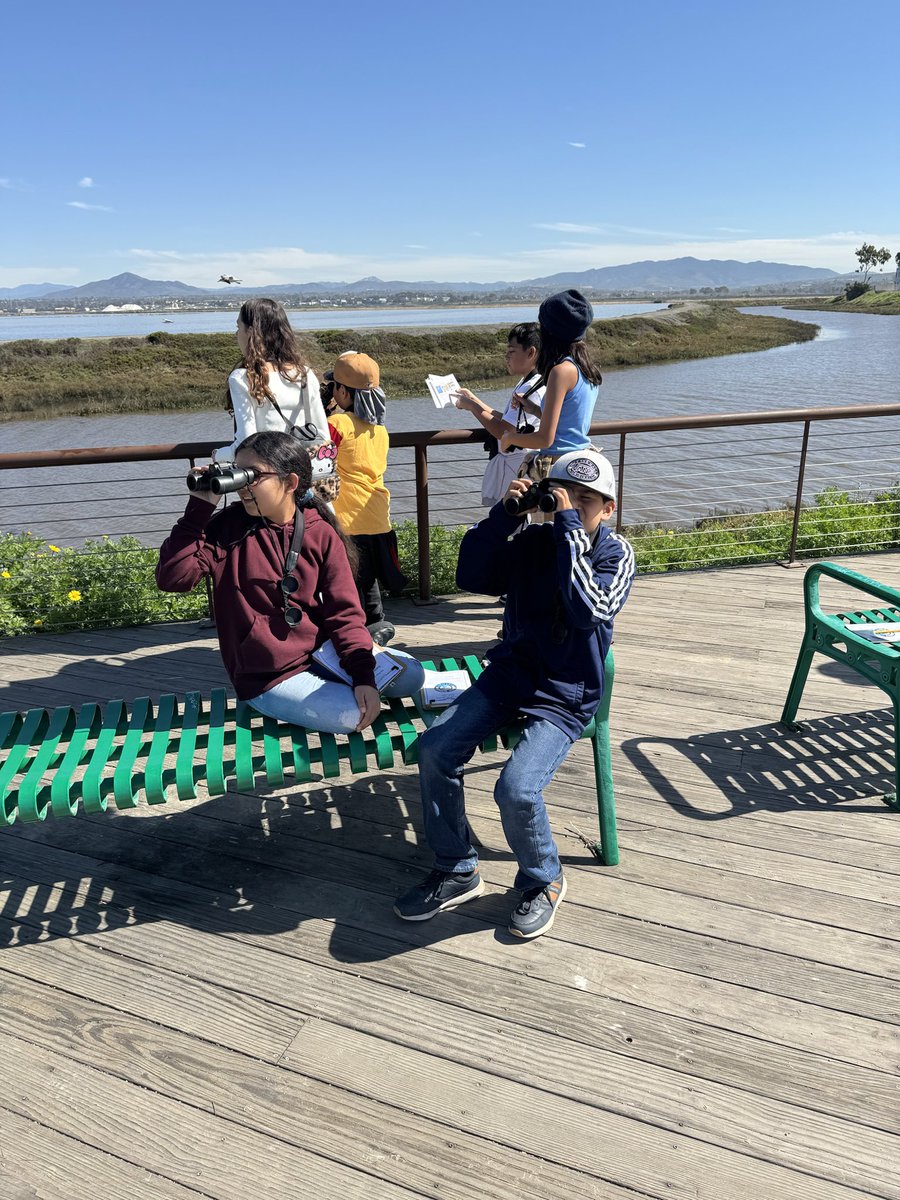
xmin=284 ymin=509 xmax=306 ymax=576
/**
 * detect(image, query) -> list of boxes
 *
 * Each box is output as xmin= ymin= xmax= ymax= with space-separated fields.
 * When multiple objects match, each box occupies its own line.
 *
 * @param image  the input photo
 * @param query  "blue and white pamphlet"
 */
xmin=420 ymin=668 xmax=472 ymax=708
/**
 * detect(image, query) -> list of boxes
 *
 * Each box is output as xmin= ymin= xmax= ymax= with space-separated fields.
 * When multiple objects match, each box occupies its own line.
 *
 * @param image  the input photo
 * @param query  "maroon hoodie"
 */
xmin=157 ymin=496 xmax=376 ymax=699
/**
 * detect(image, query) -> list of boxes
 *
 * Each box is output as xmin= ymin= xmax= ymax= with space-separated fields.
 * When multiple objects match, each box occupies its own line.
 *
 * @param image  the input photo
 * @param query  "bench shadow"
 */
xmin=622 ymin=707 xmax=896 ymax=819
xmin=0 ymin=761 xmax=550 ymax=964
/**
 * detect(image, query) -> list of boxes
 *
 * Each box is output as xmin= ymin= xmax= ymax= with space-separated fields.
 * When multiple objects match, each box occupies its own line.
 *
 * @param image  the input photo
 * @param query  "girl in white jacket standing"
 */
xmin=213 ymin=298 xmax=336 ymax=499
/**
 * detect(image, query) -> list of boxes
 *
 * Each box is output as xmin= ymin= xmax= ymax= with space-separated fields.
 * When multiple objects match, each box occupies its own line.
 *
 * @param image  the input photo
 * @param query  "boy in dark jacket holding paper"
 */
xmin=394 ymin=447 xmax=634 ymax=939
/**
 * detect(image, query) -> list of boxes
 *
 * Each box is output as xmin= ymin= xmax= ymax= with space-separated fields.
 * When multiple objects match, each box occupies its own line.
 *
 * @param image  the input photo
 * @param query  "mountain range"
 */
xmin=0 ymin=258 xmax=839 ymax=300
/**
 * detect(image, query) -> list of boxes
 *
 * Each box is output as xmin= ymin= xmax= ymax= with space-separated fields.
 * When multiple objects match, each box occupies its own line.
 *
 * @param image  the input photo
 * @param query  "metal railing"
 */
xmin=2 ymin=401 xmax=900 ymax=612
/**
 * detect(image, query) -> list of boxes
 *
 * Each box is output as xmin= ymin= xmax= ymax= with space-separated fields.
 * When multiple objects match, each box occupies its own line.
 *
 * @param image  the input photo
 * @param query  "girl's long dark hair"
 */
xmin=237 ymin=431 xmax=358 ymax=576
xmin=537 ymin=330 xmax=603 ymax=387
xmin=227 ymin=298 xmax=310 ymax=409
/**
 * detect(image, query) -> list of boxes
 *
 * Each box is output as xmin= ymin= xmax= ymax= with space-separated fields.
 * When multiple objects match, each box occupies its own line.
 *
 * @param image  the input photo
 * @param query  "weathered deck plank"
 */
xmin=1 ymin=550 xmax=899 ymax=1197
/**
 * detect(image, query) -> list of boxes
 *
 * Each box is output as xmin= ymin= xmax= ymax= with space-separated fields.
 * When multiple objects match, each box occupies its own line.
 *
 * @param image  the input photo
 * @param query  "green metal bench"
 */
xmin=781 ymin=561 xmax=900 ymax=810
xmin=0 ymin=652 xmax=621 ymax=863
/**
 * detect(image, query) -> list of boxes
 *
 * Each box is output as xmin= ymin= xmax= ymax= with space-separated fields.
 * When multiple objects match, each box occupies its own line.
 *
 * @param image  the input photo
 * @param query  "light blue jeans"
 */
xmin=417 ymin=683 xmax=572 ymax=890
xmin=247 ymin=649 xmax=425 ymax=734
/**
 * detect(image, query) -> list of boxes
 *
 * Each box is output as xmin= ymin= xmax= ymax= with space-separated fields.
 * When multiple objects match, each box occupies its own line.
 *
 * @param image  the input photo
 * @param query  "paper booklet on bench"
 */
xmin=312 ymin=639 xmax=405 ymax=689
xmin=425 ymin=373 xmax=461 ymax=409
xmin=420 ymin=668 xmax=473 ymax=709
xmin=843 ymin=621 xmax=900 ymax=644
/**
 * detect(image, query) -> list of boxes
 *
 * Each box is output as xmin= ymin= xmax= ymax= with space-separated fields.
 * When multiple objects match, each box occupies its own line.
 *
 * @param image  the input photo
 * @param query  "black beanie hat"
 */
xmin=538 ymin=289 xmax=594 ymax=342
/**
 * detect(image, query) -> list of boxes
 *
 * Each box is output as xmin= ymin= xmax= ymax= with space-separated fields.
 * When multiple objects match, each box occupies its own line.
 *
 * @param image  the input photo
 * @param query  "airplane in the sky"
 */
xmin=218 ymin=274 xmax=242 ymax=285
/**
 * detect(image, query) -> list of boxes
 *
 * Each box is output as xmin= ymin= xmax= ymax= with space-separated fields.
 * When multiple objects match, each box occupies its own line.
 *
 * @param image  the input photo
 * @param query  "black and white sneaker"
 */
xmin=394 ymin=868 xmax=484 ymax=921
xmin=508 ymin=872 xmax=567 ymax=939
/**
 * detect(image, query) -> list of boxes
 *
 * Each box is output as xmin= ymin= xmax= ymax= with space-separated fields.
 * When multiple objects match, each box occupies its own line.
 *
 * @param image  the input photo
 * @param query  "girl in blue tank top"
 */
xmin=500 ymin=288 xmax=602 ymax=463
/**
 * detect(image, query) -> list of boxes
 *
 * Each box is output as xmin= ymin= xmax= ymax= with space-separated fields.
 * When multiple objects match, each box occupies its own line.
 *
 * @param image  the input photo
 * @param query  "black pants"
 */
xmin=351 ymin=532 xmax=408 ymax=624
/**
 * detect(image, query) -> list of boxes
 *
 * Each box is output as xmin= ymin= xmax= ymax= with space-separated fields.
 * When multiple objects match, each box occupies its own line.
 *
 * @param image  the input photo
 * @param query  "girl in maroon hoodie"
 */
xmin=157 ymin=431 xmax=423 ymax=733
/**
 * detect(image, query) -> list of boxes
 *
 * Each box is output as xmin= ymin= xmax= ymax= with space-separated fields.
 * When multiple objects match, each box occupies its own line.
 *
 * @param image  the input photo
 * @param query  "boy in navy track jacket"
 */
xmin=395 ymin=447 xmax=635 ymax=940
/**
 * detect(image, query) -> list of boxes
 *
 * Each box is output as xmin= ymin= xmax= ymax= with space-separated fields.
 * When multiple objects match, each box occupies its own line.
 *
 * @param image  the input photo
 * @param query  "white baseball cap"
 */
xmin=547 ymin=447 xmax=616 ymax=499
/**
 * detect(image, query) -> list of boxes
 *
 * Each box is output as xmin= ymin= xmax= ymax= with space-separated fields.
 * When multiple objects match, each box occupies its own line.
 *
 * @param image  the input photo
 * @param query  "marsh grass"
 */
xmin=785 ymin=291 xmax=900 ymax=316
xmin=0 ymin=302 xmax=818 ymax=422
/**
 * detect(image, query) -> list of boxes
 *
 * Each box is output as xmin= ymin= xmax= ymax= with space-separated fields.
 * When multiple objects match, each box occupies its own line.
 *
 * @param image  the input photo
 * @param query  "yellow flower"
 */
xmin=67 ymin=590 xmax=82 ymax=602
xmin=0 ymin=570 xmax=10 ymax=579
xmin=49 ymin=544 xmax=61 ymax=553
xmin=667 ymin=529 xmax=675 ymax=536
xmin=34 ymin=618 xmax=42 ymax=626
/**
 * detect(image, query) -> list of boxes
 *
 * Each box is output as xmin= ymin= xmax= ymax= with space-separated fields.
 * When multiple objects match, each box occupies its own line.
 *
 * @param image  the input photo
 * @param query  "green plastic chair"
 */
xmin=781 ymin=561 xmax=900 ymax=810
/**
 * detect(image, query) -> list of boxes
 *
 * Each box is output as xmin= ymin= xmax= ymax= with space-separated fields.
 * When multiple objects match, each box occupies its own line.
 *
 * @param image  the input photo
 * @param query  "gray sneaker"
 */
xmin=394 ymin=868 xmax=484 ymax=921
xmin=508 ymin=872 xmax=567 ymax=939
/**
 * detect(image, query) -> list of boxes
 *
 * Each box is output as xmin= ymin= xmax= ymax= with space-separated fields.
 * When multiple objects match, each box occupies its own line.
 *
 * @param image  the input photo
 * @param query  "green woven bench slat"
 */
xmin=18 ymin=706 xmax=75 ymax=823
xmin=113 ymin=696 xmax=152 ymax=810
xmin=0 ymin=653 xmax=621 ymax=863
xmin=290 ymin=725 xmax=313 ymax=782
xmin=318 ymin=732 xmax=341 ymax=777
xmin=234 ymin=703 xmax=256 ymax=792
xmin=146 ymin=693 xmax=179 ymax=805
xmin=174 ymin=692 xmax=204 ymax=801
xmin=0 ymin=709 xmax=23 ymax=751
xmin=205 ymin=689 xmax=229 ymax=796
xmin=1 ymin=709 xmax=50 ymax=826
xmin=82 ymin=700 xmax=127 ymax=814
xmin=50 ymin=703 xmax=101 ymax=819
xmin=262 ymin=715 xmax=286 ymax=787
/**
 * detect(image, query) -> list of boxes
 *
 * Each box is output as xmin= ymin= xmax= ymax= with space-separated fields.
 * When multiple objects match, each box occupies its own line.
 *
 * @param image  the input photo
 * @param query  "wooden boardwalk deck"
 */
xmin=1 ymin=553 xmax=898 ymax=1199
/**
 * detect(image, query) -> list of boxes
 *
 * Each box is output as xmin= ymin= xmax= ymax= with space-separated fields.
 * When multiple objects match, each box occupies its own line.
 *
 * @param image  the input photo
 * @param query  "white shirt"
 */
xmin=214 ymin=367 xmax=328 ymax=461
xmin=498 ymin=373 xmax=546 ymax=454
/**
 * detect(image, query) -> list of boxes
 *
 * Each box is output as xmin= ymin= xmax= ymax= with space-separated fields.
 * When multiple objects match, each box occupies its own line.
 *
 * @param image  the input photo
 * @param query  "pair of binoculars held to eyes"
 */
xmin=186 ymin=463 xmax=257 ymax=495
xmin=503 ymin=477 xmax=559 ymax=516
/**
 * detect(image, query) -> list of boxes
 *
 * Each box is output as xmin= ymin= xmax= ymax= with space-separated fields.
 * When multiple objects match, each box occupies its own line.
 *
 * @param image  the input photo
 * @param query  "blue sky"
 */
xmin=2 ymin=0 xmax=898 ymax=287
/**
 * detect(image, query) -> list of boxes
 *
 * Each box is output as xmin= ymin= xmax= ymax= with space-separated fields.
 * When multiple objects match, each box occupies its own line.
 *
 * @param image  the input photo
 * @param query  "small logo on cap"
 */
xmin=566 ymin=458 xmax=601 ymax=483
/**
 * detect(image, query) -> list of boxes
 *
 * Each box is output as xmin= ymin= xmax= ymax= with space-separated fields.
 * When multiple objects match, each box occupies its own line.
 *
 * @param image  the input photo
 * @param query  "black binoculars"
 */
xmin=503 ymin=477 xmax=559 ymax=516
xmin=186 ymin=463 xmax=257 ymax=495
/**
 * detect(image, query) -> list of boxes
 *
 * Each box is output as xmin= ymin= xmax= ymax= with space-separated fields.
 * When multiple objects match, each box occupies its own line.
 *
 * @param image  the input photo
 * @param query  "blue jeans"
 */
xmin=247 ymin=649 xmax=425 ymax=734
xmin=417 ymin=684 xmax=572 ymax=890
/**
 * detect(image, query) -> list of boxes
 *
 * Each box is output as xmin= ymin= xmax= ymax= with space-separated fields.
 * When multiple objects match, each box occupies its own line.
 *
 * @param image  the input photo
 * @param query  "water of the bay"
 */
xmin=2 ymin=307 xmax=898 ymax=544
xmin=0 ymin=301 xmax=664 ymax=342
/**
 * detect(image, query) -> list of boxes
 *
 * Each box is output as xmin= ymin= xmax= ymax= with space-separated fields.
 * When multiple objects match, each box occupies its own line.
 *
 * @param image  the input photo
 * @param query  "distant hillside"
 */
xmin=523 ymin=257 xmax=838 ymax=290
xmin=54 ymin=272 xmax=207 ymax=299
xmin=2 ymin=257 xmax=842 ymax=301
xmin=0 ymin=282 xmax=71 ymax=298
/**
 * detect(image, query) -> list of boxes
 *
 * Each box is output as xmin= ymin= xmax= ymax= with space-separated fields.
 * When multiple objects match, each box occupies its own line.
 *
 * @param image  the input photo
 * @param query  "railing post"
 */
xmin=615 ymin=432 xmax=626 ymax=534
xmin=414 ymin=444 xmax=432 ymax=602
xmin=784 ymin=420 xmax=811 ymax=566
xmin=189 ymin=454 xmax=217 ymax=625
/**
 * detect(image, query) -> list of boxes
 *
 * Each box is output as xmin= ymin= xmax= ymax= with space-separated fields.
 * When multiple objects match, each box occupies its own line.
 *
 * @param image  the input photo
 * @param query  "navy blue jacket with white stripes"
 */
xmin=457 ymin=504 xmax=635 ymax=741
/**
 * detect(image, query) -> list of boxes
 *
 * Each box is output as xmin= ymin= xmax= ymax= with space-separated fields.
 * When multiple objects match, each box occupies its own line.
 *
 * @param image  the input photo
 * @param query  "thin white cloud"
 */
xmin=124 ymin=231 xmax=898 ymax=286
xmin=716 ymin=226 xmax=752 ymax=234
xmin=0 ymin=177 xmax=27 ymax=190
xmin=568 ymin=142 xmax=586 ymax=149
xmin=537 ymin=221 xmax=715 ymax=241
xmin=536 ymin=222 xmax=602 ymax=234
xmin=405 ymin=243 xmax=427 ymax=249
xmin=77 ymin=176 xmax=96 ymax=188
xmin=67 ymin=200 xmax=114 ymax=212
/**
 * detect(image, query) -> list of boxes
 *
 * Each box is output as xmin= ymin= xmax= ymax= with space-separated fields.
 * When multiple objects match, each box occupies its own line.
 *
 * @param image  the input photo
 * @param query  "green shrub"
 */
xmin=395 ymin=521 xmax=466 ymax=596
xmin=0 ymin=532 xmax=206 ymax=636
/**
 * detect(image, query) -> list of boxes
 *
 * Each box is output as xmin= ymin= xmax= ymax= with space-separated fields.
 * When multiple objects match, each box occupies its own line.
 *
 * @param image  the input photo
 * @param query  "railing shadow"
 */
xmin=622 ymin=707 xmax=896 ymax=818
